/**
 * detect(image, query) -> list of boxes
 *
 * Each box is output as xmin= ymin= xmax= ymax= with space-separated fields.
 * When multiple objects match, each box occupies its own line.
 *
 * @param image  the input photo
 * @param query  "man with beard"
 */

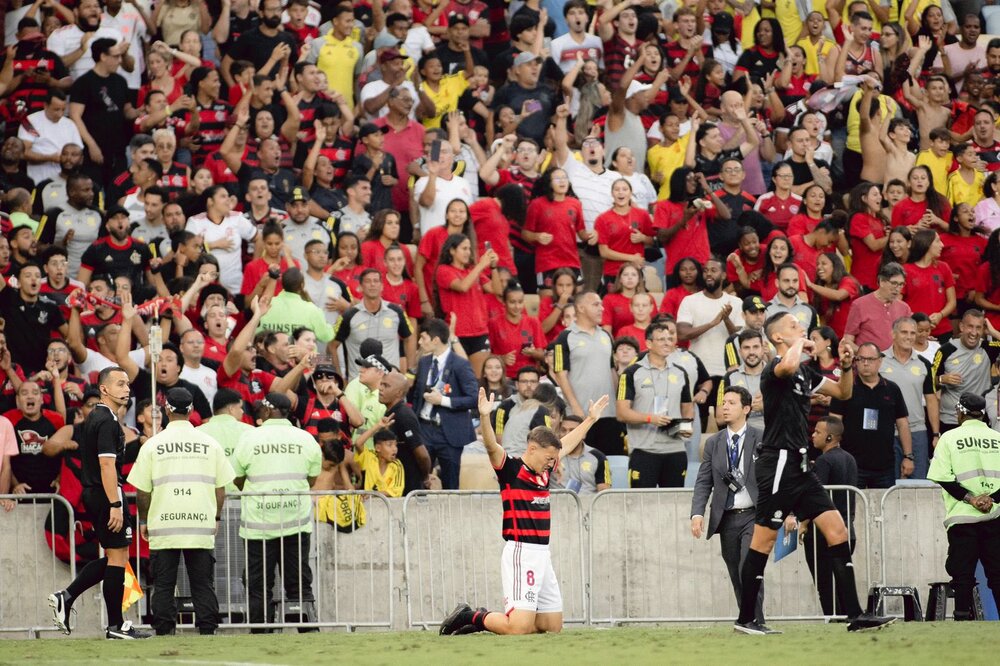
xmin=5 ymin=379 xmax=66 ymax=496
xmin=2 ymin=17 xmax=72 ymax=134
xmin=281 ymin=188 xmax=331 ymax=266
xmin=32 ymin=144 xmax=92 ymax=217
xmin=984 ymin=38 xmax=1000 ymax=93
xmin=39 ymin=245 xmax=83 ymax=320
xmin=377 ymin=370 xmax=431 ymax=495
xmin=0 ymin=262 xmax=68 ymax=374
xmin=222 ymin=0 xmax=298 ymax=86
xmin=19 ymin=91 xmax=79 ymax=187
xmin=718 ymin=330 xmax=766 ymax=432
xmin=51 ymin=172 xmax=101 ymax=276
xmin=0 ymin=137 xmax=34 ymax=192
xmin=763 ymin=264 xmax=820 ymax=333
xmin=107 ymin=134 xmax=155 ymax=205
xmin=295 ymin=363 xmax=363 ymax=442
xmin=724 ymin=296 xmax=769 ymax=372
xmin=490 ymin=366 xmax=550 ymax=455
xmin=115 ymin=294 xmax=212 ymax=422
xmin=162 ymin=201 xmax=187 ymax=236
xmin=7 ymin=224 xmax=39 ymax=277
xmin=77 ymin=205 xmax=169 ymax=299
xmin=47 ymin=0 xmax=133 ymax=81
xmin=677 ymin=258 xmax=744 ymax=429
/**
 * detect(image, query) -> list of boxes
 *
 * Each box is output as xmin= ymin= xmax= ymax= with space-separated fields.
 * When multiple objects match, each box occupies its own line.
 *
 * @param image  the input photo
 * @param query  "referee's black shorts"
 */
xmin=82 ymin=486 xmax=134 ymax=550
xmin=754 ymin=449 xmax=836 ymax=528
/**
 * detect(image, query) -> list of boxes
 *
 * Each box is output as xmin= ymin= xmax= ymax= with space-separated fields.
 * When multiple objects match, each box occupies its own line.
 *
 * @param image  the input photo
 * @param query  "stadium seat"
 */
xmin=524 ymin=294 xmax=540 ymax=318
xmin=865 ymin=585 xmax=923 ymax=621
xmin=607 ymin=455 xmax=629 ymax=489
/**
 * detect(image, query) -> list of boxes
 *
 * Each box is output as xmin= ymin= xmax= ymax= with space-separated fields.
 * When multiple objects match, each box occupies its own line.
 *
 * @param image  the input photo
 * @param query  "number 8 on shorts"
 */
xmin=501 ymin=541 xmax=562 ymax=614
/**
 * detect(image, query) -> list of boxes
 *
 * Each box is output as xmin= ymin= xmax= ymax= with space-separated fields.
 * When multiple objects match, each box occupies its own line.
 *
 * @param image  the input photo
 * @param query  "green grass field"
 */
xmin=3 ymin=623 xmax=1000 ymax=666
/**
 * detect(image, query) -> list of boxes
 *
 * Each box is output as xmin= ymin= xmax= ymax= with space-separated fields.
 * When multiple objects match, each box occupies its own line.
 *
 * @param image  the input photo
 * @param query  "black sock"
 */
xmin=103 ymin=565 xmax=126 ymax=629
xmin=737 ymin=549 xmax=768 ymax=624
xmin=828 ymin=542 xmax=864 ymax=618
xmin=471 ymin=609 xmax=489 ymax=630
xmin=65 ymin=557 xmax=107 ymax=604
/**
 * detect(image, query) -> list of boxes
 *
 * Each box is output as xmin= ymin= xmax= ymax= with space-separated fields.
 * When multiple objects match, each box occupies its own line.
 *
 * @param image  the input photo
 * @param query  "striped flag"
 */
xmin=122 ymin=561 xmax=144 ymax=612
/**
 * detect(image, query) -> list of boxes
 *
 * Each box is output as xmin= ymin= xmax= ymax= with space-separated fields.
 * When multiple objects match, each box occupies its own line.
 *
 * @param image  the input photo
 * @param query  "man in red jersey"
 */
xmin=439 ymin=389 xmax=608 ymax=636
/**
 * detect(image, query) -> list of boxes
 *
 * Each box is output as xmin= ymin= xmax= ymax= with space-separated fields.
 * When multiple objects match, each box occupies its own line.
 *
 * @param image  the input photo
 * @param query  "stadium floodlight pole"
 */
xmin=149 ymin=304 xmax=162 ymax=436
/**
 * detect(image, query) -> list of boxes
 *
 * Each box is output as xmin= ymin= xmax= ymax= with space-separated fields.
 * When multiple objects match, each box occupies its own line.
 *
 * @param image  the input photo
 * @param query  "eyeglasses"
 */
xmin=856 ymin=356 xmax=881 ymax=364
xmin=722 ymin=167 xmax=743 ymax=174
xmin=886 ymin=280 xmax=906 ymax=288
xmin=774 ymin=172 xmax=793 ymax=178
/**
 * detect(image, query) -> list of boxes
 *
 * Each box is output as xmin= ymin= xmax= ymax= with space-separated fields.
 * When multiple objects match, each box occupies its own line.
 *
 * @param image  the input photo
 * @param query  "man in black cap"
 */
xmin=435 ymin=14 xmax=488 ymax=76
xmin=77 ymin=204 xmax=169 ymax=299
xmin=724 ymin=296 xmax=769 ymax=372
xmin=127 ymin=388 xmax=234 ymax=635
xmin=927 ymin=392 xmax=1000 ymax=620
xmin=352 ymin=123 xmax=397 ymax=214
xmin=345 ymin=352 xmax=392 ymax=448
xmin=281 ymin=186 xmax=333 ymax=266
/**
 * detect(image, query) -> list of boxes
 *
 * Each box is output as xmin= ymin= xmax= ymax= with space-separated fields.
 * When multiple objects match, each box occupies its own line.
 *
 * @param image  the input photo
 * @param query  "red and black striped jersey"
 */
xmin=192 ymin=100 xmax=232 ymax=167
xmin=159 ymin=161 xmax=190 ymax=201
xmin=495 ymin=453 xmax=551 ymax=545
xmin=2 ymin=42 xmax=69 ymax=124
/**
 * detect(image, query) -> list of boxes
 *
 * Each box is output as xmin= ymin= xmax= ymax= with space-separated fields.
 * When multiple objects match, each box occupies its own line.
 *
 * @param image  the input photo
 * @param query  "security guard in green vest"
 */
xmin=128 ymin=388 xmax=235 ymax=635
xmin=197 ymin=388 xmax=255 ymax=492
xmin=927 ymin=392 xmax=1000 ymax=620
xmin=231 ymin=392 xmax=322 ymax=632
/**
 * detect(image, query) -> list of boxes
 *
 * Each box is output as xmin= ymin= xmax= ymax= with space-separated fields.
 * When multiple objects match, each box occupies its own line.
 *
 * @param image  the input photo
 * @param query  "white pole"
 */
xmin=149 ymin=304 xmax=162 ymax=436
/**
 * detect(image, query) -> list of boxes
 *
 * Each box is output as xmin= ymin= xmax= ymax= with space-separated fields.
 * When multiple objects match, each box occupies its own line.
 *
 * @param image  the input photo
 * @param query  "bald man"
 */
xmin=378 ymin=371 xmax=432 ymax=494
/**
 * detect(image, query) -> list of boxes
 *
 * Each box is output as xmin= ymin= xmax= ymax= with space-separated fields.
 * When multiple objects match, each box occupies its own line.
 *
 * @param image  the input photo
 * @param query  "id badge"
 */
xmin=862 ymin=407 xmax=878 ymax=431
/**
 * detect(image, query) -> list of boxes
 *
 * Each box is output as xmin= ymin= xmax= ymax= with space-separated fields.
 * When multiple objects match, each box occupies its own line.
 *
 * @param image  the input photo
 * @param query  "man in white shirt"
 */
xmin=178 ymin=329 xmax=218 ymax=406
xmin=185 ymin=185 xmax=258 ymax=295
xmin=101 ymin=0 xmax=148 ymax=92
xmin=549 ymin=0 xmax=605 ymax=74
xmin=19 ymin=90 xmax=82 ymax=185
xmin=359 ymin=49 xmax=420 ymax=122
xmin=676 ymin=258 xmax=744 ymax=428
xmin=46 ymin=0 xmax=132 ymax=81
xmin=412 ymin=139 xmax=473 ymax=237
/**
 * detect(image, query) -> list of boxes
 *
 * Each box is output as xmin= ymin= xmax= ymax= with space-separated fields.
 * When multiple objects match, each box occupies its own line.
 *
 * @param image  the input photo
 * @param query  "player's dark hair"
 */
xmin=516 ymin=366 xmax=541 ymax=381
xmin=562 ymin=414 xmax=584 ymax=427
xmin=421 ymin=318 xmax=450 ymax=345
xmin=645 ymin=321 xmax=671 ymax=341
xmin=724 ymin=385 xmax=752 ymax=408
xmin=527 ymin=426 xmax=562 ymax=450
xmin=614 ymin=336 xmax=640 ymax=355
xmin=737 ymin=329 xmax=763 ymax=346
xmin=819 ymin=415 xmax=844 ymax=439
xmin=776 ymin=262 xmax=800 ymax=279
xmin=98 ymin=366 xmax=127 ymax=386
xmin=763 ymin=312 xmax=793 ymax=345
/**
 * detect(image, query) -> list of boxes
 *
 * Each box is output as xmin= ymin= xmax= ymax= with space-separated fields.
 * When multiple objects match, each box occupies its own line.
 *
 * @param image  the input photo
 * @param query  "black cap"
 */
xmin=742 ymin=295 xmax=767 ymax=312
xmin=104 ymin=204 xmax=129 ymax=223
xmin=448 ymin=13 xmax=470 ymax=27
xmin=165 ymin=388 xmax=193 ymax=414
xmin=262 ymin=392 xmax=292 ymax=412
xmin=958 ymin=393 xmax=987 ymax=415
xmin=359 ymin=338 xmax=384 ymax=358
xmin=359 ymin=354 xmax=392 ymax=374
xmin=359 ymin=122 xmax=390 ymax=139
xmin=711 ymin=12 xmax=734 ymax=31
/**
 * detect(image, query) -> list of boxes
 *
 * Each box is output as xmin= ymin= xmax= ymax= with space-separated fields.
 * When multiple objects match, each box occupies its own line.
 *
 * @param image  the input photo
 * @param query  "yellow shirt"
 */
xmin=891 ymin=0 xmax=938 ymax=25
xmin=420 ymin=73 xmax=470 ymax=129
xmin=915 ymin=149 xmax=951 ymax=196
xmin=316 ymin=33 xmax=362 ymax=108
xmin=947 ymin=169 xmax=985 ymax=208
xmin=356 ymin=448 xmax=404 ymax=497
xmin=846 ymin=90 xmax=896 ymax=153
xmin=773 ymin=0 xmax=805 ymax=44
xmin=796 ymin=37 xmax=835 ymax=76
xmin=647 ymin=134 xmax=690 ymax=200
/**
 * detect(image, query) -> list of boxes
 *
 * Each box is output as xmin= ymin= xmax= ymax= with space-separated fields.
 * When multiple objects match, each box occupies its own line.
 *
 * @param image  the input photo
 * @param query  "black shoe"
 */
xmin=757 ymin=623 xmax=782 ymax=635
xmin=47 ymin=591 xmax=73 ymax=635
xmin=733 ymin=621 xmax=771 ymax=635
xmin=440 ymin=603 xmax=474 ymax=636
xmin=106 ymin=620 xmax=153 ymax=640
xmin=847 ymin=614 xmax=896 ymax=632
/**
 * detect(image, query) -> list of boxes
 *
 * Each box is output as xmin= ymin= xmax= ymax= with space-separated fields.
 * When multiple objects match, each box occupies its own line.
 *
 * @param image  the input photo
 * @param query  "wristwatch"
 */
xmin=903 ymin=453 xmax=915 ymax=461
xmin=109 ymin=501 xmax=123 ymax=508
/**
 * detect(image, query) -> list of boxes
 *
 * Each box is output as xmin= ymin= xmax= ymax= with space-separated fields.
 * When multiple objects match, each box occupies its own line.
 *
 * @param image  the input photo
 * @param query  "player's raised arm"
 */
xmin=479 ymin=388 xmax=505 ymax=468
xmin=559 ymin=395 xmax=609 ymax=459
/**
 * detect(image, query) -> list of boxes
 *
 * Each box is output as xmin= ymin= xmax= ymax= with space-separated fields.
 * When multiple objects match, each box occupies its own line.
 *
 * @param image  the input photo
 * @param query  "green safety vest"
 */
xmin=927 ymin=419 xmax=1000 ymax=528
xmin=197 ymin=414 xmax=255 ymax=492
xmin=231 ymin=418 xmax=322 ymax=539
xmin=126 ymin=420 xmax=235 ymax=550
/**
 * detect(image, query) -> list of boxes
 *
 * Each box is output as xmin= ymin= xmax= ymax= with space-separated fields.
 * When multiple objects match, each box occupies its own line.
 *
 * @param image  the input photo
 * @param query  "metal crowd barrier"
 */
xmin=587 ymin=486 xmax=872 ymax=625
xmin=402 ymin=490 xmax=587 ymax=629
xmin=0 ymin=494 xmax=77 ymax=638
xmin=117 ymin=490 xmax=393 ymax=633
xmin=878 ymin=483 xmax=949 ymax=596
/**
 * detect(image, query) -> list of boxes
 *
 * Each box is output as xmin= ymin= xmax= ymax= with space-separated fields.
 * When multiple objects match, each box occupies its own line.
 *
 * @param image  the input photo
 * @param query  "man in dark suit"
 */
xmin=410 ymin=318 xmax=479 ymax=490
xmin=690 ymin=385 xmax=769 ymax=630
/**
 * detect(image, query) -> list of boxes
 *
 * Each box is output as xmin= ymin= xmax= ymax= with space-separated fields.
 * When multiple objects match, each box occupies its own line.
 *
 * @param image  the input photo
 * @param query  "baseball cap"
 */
xmin=104 ymin=204 xmax=129 ymax=222
xmin=289 ymin=186 xmax=310 ymax=203
xmin=359 ymin=122 xmax=390 ymax=139
xmin=262 ymin=392 xmax=292 ymax=412
xmin=668 ymin=88 xmax=687 ymax=104
xmin=625 ymin=80 xmax=652 ymax=99
xmin=958 ymin=392 xmax=987 ymax=415
xmin=165 ymin=387 xmax=193 ymax=415
xmin=359 ymin=354 xmax=392 ymax=374
xmin=512 ymin=51 xmax=542 ymax=67
xmin=379 ymin=48 xmax=405 ymax=64
xmin=448 ymin=13 xmax=470 ymax=27
xmin=373 ymin=31 xmax=401 ymax=49
xmin=742 ymin=296 xmax=766 ymax=312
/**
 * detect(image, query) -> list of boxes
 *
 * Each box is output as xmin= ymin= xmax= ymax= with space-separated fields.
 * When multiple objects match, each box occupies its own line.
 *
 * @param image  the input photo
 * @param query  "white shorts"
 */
xmin=501 ymin=540 xmax=562 ymax=614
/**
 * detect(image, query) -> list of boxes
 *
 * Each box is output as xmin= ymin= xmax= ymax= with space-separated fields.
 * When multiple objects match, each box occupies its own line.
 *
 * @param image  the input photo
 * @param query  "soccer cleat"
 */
xmin=847 ymin=614 xmax=897 ymax=633
xmin=106 ymin=620 xmax=153 ymax=640
xmin=48 ymin=591 xmax=73 ymax=635
xmin=733 ymin=621 xmax=771 ymax=635
xmin=439 ymin=603 xmax=474 ymax=636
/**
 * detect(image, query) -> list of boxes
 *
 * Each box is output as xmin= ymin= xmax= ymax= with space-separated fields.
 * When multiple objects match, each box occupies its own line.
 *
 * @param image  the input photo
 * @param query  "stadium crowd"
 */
xmin=1 ymin=0 xmax=1000 ymax=524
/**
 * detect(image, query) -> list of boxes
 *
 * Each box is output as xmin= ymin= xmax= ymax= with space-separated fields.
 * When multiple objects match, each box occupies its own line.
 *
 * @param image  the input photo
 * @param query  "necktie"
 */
xmin=729 ymin=433 xmax=740 ymax=470
xmin=430 ymin=358 xmax=440 ymax=388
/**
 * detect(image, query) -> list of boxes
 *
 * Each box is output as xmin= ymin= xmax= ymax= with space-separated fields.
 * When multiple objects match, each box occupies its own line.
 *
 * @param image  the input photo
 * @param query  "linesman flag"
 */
xmin=122 ymin=561 xmax=144 ymax=612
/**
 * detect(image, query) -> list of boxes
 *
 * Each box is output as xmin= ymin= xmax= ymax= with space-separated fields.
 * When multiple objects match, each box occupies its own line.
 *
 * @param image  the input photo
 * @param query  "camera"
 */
xmin=722 ymin=468 xmax=745 ymax=494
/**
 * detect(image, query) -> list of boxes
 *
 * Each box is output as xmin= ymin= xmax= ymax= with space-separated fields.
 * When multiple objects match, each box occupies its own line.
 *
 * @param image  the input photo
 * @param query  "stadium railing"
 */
xmin=401 ymin=490 xmax=587 ymax=630
xmin=0 ymin=494 xmax=77 ymax=638
xmin=587 ymin=486 xmax=872 ymax=625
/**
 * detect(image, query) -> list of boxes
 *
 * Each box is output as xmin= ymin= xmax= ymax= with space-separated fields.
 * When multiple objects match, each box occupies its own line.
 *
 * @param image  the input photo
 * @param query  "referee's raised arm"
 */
xmin=478 ymin=388 xmax=505 ymax=469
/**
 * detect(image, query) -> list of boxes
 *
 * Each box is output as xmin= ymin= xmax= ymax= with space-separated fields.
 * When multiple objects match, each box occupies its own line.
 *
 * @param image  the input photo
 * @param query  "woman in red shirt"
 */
xmin=240 ymin=223 xmax=299 ymax=297
xmin=726 ymin=227 xmax=766 ymax=295
xmin=786 ymin=183 xmax=826 ymax=237
xmin=903 ymin=229 xmax=956 ymax=338
xmin=470 ymin=184 xmax=523 ymax=276
xmin=654 ymin=168 xmax=714 ymax=279
xmin=809 ymin=252 xmax=861 ymax=337
xmin=891 ymin=165 xmax=951 ymax=231
xmin=435 ymin=233 xmax=502 ymax=376
xmin=381 ymin=245 xmax=422 ymax=321
xmin=972 ymin=229 xmax=1000 ymax=329
xmin=751 ymin=236 xmax=808 ymax=301
xmin=138 ymin=49 xmax=184 ymax=107
xmin=754 ymin=162 xmax=802 ymax=232
xmin=332 ymin=232 xmax=364 ymax=300
xmin=601 ymin=262 xmax=655 ymax=335
xmin=847 ymin=181 xmax=889 ymax=291
xmin=539 ymin=268 xmax=578 ymax=343
xmin=417 ymin=199 xmax=474 ymax=319
xmin=361 ymin=210 xmax=414 ymax=276
xmin=523 ymin=168 xmax=587 ymax=296
xmin=661 ymin=257 xmax=702 ymax=317
xmin=940 ymin=202 xmax=988 ymax=314
xmin=595 ymin=179 xmax=654 ymax=287
xmin=880 ymin=227 xmax=911 ymax=272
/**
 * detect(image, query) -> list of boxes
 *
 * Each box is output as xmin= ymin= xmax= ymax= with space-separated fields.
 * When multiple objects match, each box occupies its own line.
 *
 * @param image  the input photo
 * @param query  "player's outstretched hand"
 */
xmin=586 ymin=394 xmax=609 ymax=421
xmin=478 ymin=387 xmax=495 ymax=418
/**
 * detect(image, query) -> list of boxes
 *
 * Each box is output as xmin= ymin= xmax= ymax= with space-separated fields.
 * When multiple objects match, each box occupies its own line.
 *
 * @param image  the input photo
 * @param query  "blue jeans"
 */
xmin=856 ymin=467 xmax=895 ymax=489
xmin=894 ymin=431 xmax=929 ymax=480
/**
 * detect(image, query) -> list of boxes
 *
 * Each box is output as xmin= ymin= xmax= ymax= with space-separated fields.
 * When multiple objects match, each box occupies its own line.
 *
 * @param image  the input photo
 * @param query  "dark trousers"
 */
xmin=946 ymin=518 xmax=1000 ymax=618
xmin=422 ymin=421 xmax=462 ymax=489
xmin=585 ymin=417 xmax=626 ymax=457
xmin=245 ymin=533 xmax=313 ymax=633
xmin=803 ymin=531 xmax=857 ymax=615
xmin=841 ymin=149 xmax=863 ymax=190
xmin=150 ymin=548 xmax=219 ymax=635
xmin=513 ymin=247 xmax=537 ymax=295
xmin=855 ymin=467 xmax=895 ymax=489
xmin=719 ymin=509 xmax=765 ymax=623
xmin=627 ymin=449 xmax=686 ymax=488
xmin=84 ymin=150 xmax=126 ymax=192
xmin=696 ymin=376 xmax=723 ymax=432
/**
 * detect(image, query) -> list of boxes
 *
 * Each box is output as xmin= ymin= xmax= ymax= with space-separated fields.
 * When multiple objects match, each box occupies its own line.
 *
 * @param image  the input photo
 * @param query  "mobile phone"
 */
xmin=484 ymin=241 xmax=492 ymax=252
xmin=525 ymin=99 xmax=542 ymax=114
xmin=430 ymin=139 xmax=442 ymax=162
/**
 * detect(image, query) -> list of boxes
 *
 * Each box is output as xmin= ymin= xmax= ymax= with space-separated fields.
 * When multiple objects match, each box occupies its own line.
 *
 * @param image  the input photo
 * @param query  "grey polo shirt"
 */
xmin=333 ymin=299 xmax=412 ymax=380
xmin=618 ymin=356 xmax=691 ymax=454
xmin=553 ymin=445 xmax=609 ymax=494
xmin=552 ymin=323 xmax=616 ymax=419
xmin=283 ymin=217 xmax=334 ymax=265
xmin=719 ymin=366 xmax=765 ymax=432
xmin=765 ymin=295 xmax=820 ymax=332
xmin=492 ymin=396 xmax=549 ymax=457
xmin=880 ymin=347 xmax=933 ymax=434
xmin=931 ymin=339 xmax=1000 ymax=425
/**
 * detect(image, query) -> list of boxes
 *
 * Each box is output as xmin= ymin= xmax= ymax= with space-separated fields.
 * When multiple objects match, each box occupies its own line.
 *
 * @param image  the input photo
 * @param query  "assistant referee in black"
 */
xmin=733 ymin=313 xmax=893 ymax=635
xmin=48 ymin=366 xmax=152 ymax=640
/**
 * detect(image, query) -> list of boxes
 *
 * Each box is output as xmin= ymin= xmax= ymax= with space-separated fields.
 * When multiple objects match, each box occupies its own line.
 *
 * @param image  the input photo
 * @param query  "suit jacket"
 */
xmin=410 ymin=351 xmax=478 ymax=448
xmin=690 ymin=425 xmax=761 ymax=539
